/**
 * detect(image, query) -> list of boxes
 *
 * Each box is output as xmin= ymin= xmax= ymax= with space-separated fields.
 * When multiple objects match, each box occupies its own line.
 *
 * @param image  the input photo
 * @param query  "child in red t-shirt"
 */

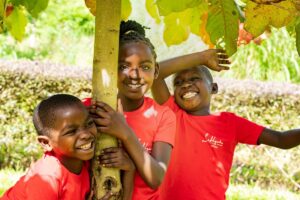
xmin=1 ymin=94 xmax=133 ymax=200
xmin=83 ymin=20 xmax=176 ymax=200
xmin=151 ymin=51 xmax=300 ymax=200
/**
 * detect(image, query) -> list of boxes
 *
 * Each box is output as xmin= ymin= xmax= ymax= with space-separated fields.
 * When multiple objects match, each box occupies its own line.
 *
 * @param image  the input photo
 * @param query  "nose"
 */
xmin=129 ymin=68 xmax=140 ymax=79
xmin=78 ymin=129 xmax=94 ymax=140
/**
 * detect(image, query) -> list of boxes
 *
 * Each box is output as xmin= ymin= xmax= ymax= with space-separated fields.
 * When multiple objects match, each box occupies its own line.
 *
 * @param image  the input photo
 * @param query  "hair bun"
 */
xmin=120 ymin=20 xmax=145 ymax=37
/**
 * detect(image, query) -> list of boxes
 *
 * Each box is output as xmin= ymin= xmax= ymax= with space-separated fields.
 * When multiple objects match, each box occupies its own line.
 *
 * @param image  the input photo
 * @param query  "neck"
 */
xmin=187 ymin=106 xmax=211 ymax=116
xmin=53 ymin=153 xmax=83 ymax=174
xmin=120 ymin=96 xmax=144 ymax=112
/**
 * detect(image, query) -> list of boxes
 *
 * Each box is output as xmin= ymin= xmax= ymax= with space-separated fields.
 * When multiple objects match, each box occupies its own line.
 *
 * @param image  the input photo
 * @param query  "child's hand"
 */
xmin=99 ymin=147 xmax=135 ymax=171
xmin=89 ymin=101 xmax=132 ymax=140
xmin=203 ymin=49 xmax=231 ymax=72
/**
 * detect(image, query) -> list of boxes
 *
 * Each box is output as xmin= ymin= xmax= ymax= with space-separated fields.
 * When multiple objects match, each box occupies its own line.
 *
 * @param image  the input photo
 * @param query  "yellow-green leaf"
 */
xmin=24 ymin=0 xmax=49 ymax=18
xmin=84 ymin=0 xmax=131 ymax=19
xmin=206 ymin=0 xmax=239 ymax=56
xmin=244 ymin=1 xmax=297 ymax=37
xmin=121 ymin=0 xmax=131 ymax=20
xmin=163 ymin=14 xmax=190 ymax=46
xmin=5 ymin=6 xmax=27 ymax=41
xmin=145 ymin=0 xmax=161 ymax=23
xmin=157 ymin=0 xmax=203 ymax=16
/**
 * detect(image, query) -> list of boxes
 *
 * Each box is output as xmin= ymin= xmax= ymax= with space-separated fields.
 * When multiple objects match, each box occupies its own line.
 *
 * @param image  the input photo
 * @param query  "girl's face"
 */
xmin=118 ymin=42 xmax=158 ymax=101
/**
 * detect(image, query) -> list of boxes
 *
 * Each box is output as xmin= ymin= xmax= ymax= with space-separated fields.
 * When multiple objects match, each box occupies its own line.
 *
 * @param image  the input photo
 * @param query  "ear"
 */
xmin=154 ymin=63 xmax=159 ymax=79
xmin=211 ymin=83 xmax=218 ymax=94
xmin=37 ymin=135 xmax=53 ymax=152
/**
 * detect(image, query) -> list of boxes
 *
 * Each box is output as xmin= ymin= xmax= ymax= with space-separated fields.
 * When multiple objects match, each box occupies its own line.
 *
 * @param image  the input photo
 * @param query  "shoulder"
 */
xmin=145 ymin=97 xmax=175 ymax=118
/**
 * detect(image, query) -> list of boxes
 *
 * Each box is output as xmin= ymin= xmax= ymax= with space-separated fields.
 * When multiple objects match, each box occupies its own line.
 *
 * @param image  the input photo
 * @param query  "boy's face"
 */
xmin=118 ymin=42 xmax=158 ymax=101
xmin=173 ymin=67 xmax=216 ymax=115
xmin=45 ymin=104 xmax=97 ymax=162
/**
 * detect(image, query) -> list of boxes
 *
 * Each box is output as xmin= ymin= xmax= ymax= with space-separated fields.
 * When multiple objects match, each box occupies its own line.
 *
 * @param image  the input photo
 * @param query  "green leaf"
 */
xmin=145 ymin=0 xmax=161 ymax=23
xmin=296 ymin=20 xmax=300 ymax=56
xmin=163 ymin=12 xmax=191 ymax=46
xmin=206 ymin=0 xmax=239 ymax=56
xmin=156 ymin=0 xmax=203 ymax=16
xmin=190 ymin=3 xmax=207 ymax=36
xmin=24 ymin=0 xmax=49 ymax=18
xmin=5 ymin=6 xmax=27 ymax=41
xmin=121 ymin=0 xmax=131 ymax=20
xmin=244 ymin=1 xmax=297 ymax=38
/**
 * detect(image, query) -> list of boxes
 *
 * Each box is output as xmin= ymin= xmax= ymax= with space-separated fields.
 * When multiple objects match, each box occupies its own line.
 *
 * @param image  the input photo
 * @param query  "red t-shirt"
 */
xmin=1 ymin=152 xmax=90 ymax=200
xmin=159 ymin=96 xmax=264 ymax=200
xmin=83 ymin=97 xmax=176 ymax=200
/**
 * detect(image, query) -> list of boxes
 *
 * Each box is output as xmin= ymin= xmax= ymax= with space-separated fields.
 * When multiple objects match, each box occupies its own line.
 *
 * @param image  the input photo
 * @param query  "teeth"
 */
xmin=79 ymin=142 xmax=92 ymax=150
xmin=128 ymin=84 xmax=141 ymax=89
xmin=183 ymin=92 xmax=197 ymax=99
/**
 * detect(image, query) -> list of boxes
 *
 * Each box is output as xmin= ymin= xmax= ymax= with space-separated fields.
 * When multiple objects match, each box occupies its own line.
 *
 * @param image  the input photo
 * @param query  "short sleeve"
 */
xmin=162 ymin=96 xmax=179 ymax=113
xmin=25 ymin=175 xmax=60 ymax=200
xmin=153 ymin=107 xmax=176 ymax=147
xmin=231 ymin=113 xmax=265 ymax=145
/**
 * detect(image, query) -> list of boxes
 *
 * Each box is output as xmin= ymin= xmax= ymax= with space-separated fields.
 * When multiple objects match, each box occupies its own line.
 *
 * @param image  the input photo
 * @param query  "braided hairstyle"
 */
xmin=119 ymin=20 xmax=157 ymax=60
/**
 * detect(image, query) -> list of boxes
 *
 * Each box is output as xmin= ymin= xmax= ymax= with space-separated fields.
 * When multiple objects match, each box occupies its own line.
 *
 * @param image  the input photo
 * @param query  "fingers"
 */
xmin=216 ymin=49 xmax=231 ymax=69
xmin=100 ymin=191 xmax=114 ymax=200
xmin=93 ymin=101 xmax=115 ymax=113
xmin=117 ymin=98 xmax=124 ymax=114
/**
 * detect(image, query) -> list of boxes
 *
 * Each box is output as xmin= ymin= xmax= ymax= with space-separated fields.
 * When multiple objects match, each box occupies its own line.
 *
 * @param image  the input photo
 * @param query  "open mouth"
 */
xmin=182 ymin=91 xmax=198 ymax=99
xmin=127 ymin=83 xmax=142 ymax=90
xmin=77 ymin=141 xmax=94 ymax=151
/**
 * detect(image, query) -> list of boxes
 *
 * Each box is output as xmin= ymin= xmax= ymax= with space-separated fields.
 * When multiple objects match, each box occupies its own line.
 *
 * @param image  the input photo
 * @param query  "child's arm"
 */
xmin=258 ymin=128 xmax=300 ymax=149
xmin=90 ymin=102 xmax=171 ymax=189
xmin=152 ymin=49 xmax=230 ymax=105
xmin=99 ymin=147 xmax=135 ymax=200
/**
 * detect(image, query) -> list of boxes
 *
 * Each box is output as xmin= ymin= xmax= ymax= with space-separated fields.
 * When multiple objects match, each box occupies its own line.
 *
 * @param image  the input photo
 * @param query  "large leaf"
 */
xmin=121 ymin=0 xmax=131 ymax=20
xmin=5 ymin=6 xmax=27 ymax=41
xmin=156 ymin=0 xmax=203 ymax=16
xmin=24 ymin=0 xmax=49 ymax=18
xmin=244 ymin=0 xmax=297 ymax=37
xmin=145 ymin=0 xmax=161 ymax=23
xmin=85 ymin=0 xmax=131 ymax=20
xmin=206 ymin=0 xmax=239 ymax=56
xmin=199 ymin=12 xmax=214 ymax=48
xmin=163 ymin=6 xmax=205 ymax=46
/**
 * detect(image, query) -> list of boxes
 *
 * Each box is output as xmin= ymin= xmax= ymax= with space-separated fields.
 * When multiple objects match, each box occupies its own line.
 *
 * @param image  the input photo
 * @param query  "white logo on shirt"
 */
xmin=202 ymin=133 xmax=224 ymax=149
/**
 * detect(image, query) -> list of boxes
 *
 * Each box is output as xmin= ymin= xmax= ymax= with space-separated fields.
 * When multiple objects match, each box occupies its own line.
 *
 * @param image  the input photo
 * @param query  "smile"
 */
xmin=77 ymin=141 xmax=93 ymax=150
xmin=127 ymin=83 xmax=142 ymax=89
xmin=182 ymin=92 xmax=198 ymax=99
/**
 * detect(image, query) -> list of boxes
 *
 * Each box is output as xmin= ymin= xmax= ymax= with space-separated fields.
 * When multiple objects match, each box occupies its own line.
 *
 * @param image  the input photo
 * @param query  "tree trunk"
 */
xmin=91 ymin=0 xmax=122 ymax=199
xmin=0 ymin=0 xmax=7 ymax=32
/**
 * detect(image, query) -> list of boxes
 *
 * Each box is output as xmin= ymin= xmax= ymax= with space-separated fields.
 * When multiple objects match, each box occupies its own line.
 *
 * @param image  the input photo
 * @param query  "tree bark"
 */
xmin=0 ymin=0 xmax=7 ymax=32
xmin=91 ymin=0 xmax=122 ymax=199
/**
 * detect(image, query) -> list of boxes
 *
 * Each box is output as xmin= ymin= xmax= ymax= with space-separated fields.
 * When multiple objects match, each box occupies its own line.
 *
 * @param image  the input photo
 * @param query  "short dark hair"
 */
xmin=119 ymin=20 xmax=157 ymax=60
xmin=174 ymin=65 xmax=214 ymax=86
xmin=33 ymin=94 xmax=82 ymax=136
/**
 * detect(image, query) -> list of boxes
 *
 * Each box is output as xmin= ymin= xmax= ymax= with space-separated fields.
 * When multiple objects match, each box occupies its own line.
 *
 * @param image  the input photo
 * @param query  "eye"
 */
xmin=190 ymin=77 xmax=202 ymax=82
xmin=174 ymin=79 xmax=183 ymax=87
xmin=141 ymin=65 xmax=151 ymax=71
xmin=118 ymin=64 xmax=128 ymax=71
xmin=64 ymin=129 xmax=76 ymax=136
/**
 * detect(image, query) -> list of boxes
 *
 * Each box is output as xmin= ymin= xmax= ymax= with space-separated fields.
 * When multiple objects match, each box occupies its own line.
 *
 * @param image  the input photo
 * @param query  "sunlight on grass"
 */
xmin=227 ymin=184 xmax=300 ymax=200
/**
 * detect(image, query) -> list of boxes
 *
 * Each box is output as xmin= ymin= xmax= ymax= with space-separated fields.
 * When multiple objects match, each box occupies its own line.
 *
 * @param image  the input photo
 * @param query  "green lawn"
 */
xmin=1 ymin=169 xmax=299 ymax=199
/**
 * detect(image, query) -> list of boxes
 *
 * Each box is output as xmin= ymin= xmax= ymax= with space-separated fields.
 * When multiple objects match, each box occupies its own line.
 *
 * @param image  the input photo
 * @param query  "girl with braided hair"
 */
xmin=84 ymin=20 xmax=176 ymax=200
